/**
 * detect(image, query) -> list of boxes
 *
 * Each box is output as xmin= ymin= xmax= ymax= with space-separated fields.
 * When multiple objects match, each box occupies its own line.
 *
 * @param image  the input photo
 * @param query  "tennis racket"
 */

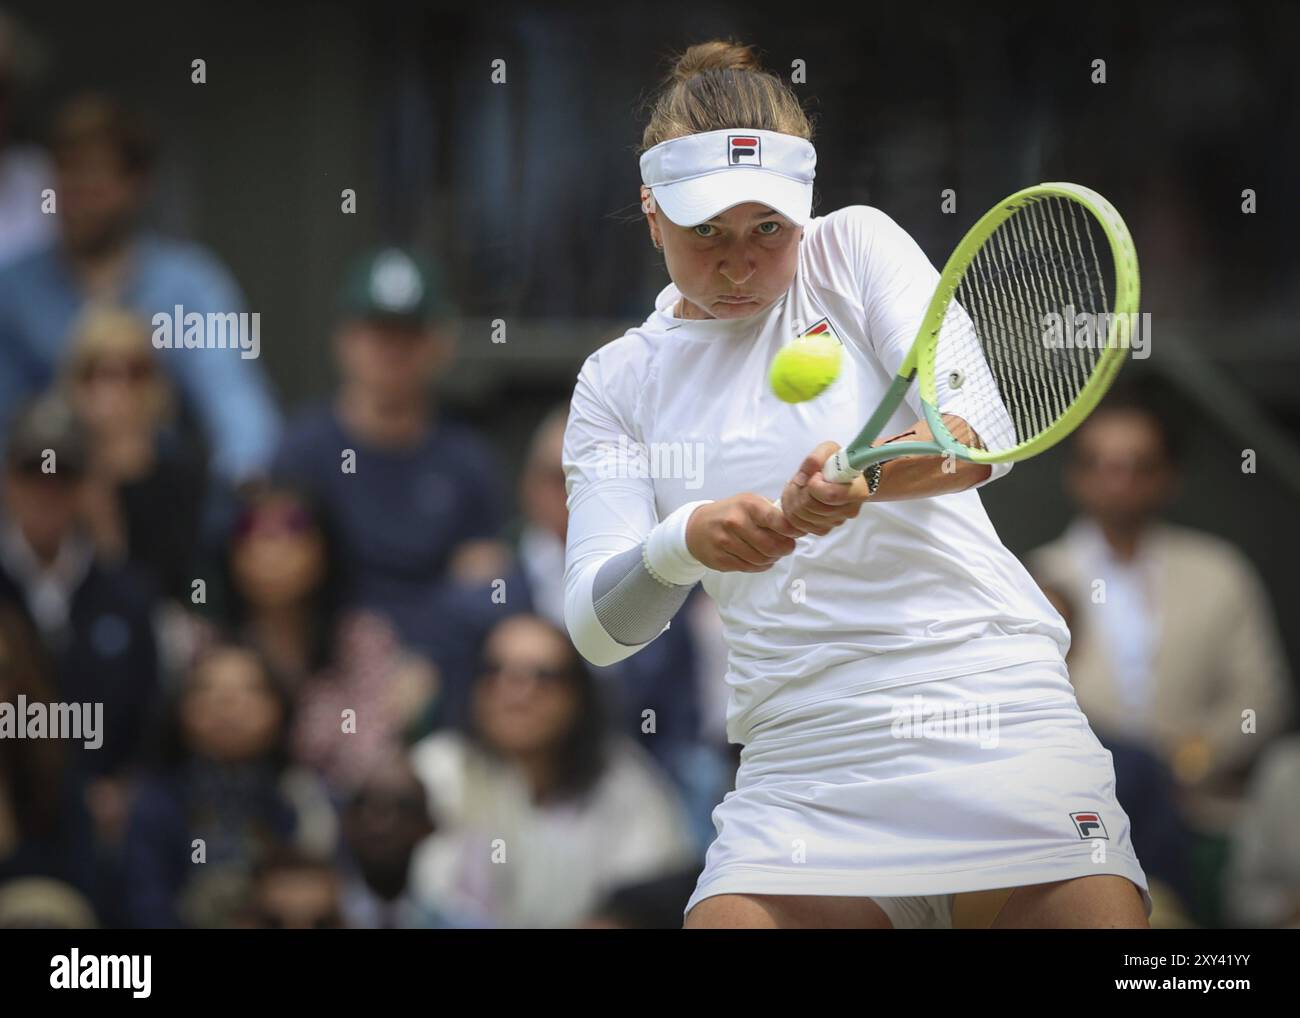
xmin=821 ymin=181 xmax=1139 ymax=485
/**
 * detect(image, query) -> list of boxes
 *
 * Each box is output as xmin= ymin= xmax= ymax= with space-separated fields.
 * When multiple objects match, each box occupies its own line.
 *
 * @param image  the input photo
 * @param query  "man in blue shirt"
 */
xmin=0 ymin=93 xmax=280 ymax=487
xmin=274 ymin=248 xmax=509 ymax=718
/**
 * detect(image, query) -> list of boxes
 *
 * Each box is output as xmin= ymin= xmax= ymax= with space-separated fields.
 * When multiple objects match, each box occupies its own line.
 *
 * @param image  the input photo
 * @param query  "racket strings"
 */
xmin=934 ymin=196 xmax=1114 ymax=454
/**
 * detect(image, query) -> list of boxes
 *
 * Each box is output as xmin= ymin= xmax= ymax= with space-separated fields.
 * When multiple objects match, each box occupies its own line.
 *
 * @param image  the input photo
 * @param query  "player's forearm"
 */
xmin=563 ymin=498 xmax=710 ymax=667
xmin=866 ymin=414 xmax=992 ymax=502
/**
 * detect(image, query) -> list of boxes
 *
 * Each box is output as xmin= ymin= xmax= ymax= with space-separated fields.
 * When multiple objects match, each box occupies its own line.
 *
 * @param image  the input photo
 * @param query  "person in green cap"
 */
xmin=272 ymin=248 xmax=510 ymax=723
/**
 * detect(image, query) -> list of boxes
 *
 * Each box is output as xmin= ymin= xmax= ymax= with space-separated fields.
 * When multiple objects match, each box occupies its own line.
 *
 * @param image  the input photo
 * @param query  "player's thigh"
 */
xmin=991 ymin=875 xmax=1148 ymax=929
xmin=684 ymin=893 xmax=895 ymax=929
xmin=952 ymin=888 xmax=1015 ymax=928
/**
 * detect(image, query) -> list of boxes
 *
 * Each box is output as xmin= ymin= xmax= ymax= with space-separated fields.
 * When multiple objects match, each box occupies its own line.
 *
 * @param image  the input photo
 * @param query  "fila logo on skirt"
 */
xmin=1071 ymin=811 xmax=1110 ymax=840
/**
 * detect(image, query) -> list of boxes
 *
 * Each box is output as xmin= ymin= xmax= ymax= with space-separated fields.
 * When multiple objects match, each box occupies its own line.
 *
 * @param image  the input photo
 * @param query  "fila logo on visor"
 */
xmin=728 ymin=135 xmax=761 ymax=166
xmin=1070 ymin=811 xmax=1109 ymax=840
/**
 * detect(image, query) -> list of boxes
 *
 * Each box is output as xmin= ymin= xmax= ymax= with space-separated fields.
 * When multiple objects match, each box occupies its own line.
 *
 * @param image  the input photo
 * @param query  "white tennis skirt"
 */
xmin=686 ymin=656 xmax=1152 ymax=927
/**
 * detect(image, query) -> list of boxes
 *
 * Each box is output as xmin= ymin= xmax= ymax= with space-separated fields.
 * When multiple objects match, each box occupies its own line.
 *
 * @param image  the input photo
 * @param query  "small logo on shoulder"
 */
xmin=796 ymin=317 xmax=842 ymax=345
xmin=1070 ymin=811 xmax=1109 ymax=840
xmin=728 ymin=135 xmax=761 ymax=166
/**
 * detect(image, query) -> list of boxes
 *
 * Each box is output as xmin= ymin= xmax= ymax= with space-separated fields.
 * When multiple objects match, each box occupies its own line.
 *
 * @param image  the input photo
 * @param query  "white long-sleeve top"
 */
xmin=562 ymin=205 xmax=1071 ymax=745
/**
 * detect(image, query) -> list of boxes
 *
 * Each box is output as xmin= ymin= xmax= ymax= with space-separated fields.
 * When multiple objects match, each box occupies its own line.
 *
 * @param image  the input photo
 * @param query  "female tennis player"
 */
xmin=561 ymin=40 xmax=1151 ymax=929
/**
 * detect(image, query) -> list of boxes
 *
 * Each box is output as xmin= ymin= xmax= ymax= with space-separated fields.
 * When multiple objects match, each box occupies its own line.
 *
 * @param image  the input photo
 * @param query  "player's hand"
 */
xmin=781 ymin=441 xmax=871 ymax=536
xmin=685 ymin=493 xmax=800 ymax=573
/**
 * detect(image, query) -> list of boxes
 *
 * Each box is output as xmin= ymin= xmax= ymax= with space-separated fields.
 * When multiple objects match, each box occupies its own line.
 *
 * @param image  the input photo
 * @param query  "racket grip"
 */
xmin=824 ymin=449 xmax=861 ymax=484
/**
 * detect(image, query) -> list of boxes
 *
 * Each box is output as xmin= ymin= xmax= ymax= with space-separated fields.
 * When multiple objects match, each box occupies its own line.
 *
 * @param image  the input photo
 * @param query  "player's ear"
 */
xmin=641 ymin=187 xmax=663 ymax=251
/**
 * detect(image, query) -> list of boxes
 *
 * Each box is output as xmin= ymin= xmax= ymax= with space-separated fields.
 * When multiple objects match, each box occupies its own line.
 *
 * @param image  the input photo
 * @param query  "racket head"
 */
xmin=915 ymin=182 xmax=1140 ymax=464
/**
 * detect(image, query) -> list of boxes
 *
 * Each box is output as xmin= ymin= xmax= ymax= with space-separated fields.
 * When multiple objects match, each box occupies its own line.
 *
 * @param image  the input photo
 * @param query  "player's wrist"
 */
xmin=863 ymin=462 xmax=883 ymax=498
xmin=645 ymin=499 xmax=714 ymax=586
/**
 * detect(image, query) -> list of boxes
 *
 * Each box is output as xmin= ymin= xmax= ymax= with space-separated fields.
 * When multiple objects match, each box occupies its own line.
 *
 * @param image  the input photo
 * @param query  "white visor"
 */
xmin=639 ymin=128 xmax=816 ymax=227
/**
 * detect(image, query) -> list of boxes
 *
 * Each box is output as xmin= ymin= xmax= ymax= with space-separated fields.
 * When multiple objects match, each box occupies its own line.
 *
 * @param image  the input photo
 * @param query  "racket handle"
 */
xmin=824 ymin=449 xmax=861 ymax=483
xmin=769 ymin=450 xmax=860 ymax=507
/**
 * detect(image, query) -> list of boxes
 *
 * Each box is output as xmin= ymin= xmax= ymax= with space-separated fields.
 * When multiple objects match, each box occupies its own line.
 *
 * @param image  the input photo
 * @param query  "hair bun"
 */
xmin=640 ymin=39 xmax=811 ymax=154
xmin=671 ymin=40 xmax=762 ymax=82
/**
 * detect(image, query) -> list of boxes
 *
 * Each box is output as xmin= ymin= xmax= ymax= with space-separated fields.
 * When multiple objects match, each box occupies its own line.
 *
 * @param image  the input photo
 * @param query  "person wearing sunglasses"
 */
xmin=218 ymin=483 xmax=439 ymax=795
xmin=407 ymin=613 xmax=697 ymax=928
xmin=60 ymin=306 xmax=206 ymax=605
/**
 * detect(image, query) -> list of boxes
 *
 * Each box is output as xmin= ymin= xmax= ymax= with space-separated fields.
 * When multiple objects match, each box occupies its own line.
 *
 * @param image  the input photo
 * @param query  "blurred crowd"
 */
xmin=0 ymin=13 xmax=1296 ymax=930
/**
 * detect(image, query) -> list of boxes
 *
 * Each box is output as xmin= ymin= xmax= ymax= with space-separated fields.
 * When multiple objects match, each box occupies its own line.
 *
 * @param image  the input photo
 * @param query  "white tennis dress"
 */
xmin=561 ymin=205 xmax=1151 ymax=927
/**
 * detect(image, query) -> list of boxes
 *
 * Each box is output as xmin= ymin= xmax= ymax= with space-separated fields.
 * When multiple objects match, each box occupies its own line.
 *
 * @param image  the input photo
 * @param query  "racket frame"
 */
xmin=823 ymin=182 xmax=1139 ymax=484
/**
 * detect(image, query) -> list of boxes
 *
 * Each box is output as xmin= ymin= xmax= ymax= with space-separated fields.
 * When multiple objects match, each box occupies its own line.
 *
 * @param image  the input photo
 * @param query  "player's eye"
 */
xmin=756 ymin=221 xmax=781 ymax=235
xmin=693 ymin=224 xmax=718 ymax=238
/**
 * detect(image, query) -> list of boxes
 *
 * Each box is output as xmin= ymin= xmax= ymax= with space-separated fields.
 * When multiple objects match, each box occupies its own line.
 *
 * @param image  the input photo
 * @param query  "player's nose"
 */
xmin=718 ymin=261 xmax=756 ymax=286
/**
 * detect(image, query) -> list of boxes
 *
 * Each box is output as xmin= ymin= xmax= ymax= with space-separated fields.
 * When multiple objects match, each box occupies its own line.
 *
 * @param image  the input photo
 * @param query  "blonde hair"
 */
xmin=640 ymin=40 xmax=814 ymax=152
xmin=62 ymin=305 xmax=172 ymax=423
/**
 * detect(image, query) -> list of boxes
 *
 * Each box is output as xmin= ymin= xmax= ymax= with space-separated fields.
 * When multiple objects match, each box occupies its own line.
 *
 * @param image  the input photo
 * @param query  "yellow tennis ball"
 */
xmin=770 ymin=333 xmax=843 ymax=403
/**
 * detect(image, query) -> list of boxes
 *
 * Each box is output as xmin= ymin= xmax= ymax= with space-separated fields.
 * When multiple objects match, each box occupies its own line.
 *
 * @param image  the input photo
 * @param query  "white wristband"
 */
xmin=643 ymin=499 xmax=714 ymax=587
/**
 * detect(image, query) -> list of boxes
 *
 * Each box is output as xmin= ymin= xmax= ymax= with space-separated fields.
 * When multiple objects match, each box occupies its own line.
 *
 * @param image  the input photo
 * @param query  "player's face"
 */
xmin=657 ymin=202 xmax=802 ymax=320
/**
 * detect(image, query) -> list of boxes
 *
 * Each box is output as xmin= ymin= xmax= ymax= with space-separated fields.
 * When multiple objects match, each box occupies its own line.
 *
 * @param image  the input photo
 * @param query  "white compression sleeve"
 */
xmin=564 ymin=497 xmax=712 ymax=668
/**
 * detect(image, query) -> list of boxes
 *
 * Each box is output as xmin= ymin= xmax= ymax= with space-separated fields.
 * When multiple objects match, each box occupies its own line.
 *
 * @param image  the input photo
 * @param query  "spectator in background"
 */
xmin=1028 ymin=392 xmax=1292 ymax=836
xmin=580 ymin=868 xmax=704 ymax=930
xmin=0 ymin=395 xmax=160 ymax=785
xmin=1029 ymin=391 xmax=1293 ymax=928
xmin=219 ymin=483 xmax=348 ymax=687
xmin=60 ymin=307 xmax=205 ymax=604
xmin=122 ymin=641 xmax=336 ymax=928
xmin=1035 ymin=580 xmax=1196 ymax=927
xmin=1223 ymin=733 xmax=1300 ymax=928
xmin=0 ymin=877 xmax=98 ymax=929
xmin=512 ymin=405 xmax=571 ymax=626
xmin=409 ymin=614 xmax=698 ymax=928
xmin=273 ymin=248 xmax=509 ymax=697
xmin=0 ymin=603 xmax=95 ymax=900
xmin=0 ymin=396 xmax=163 ymax=926
xmin=461 ymin=403 xmax=731 ymax=853
xmin=0 ymin=92 xmax=280 ymax=487
xmin=217 ymin=484 xmax=438 ymax=792
xmin=0 ymin=12 xmax=54 ymax=269
xmin=461 ymin=405 xmax=701 ymax=749
xmin=338 ymin=751 xmax=465 ymax=928
xmin=239 ymin=847 xmax=345 ymax=930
